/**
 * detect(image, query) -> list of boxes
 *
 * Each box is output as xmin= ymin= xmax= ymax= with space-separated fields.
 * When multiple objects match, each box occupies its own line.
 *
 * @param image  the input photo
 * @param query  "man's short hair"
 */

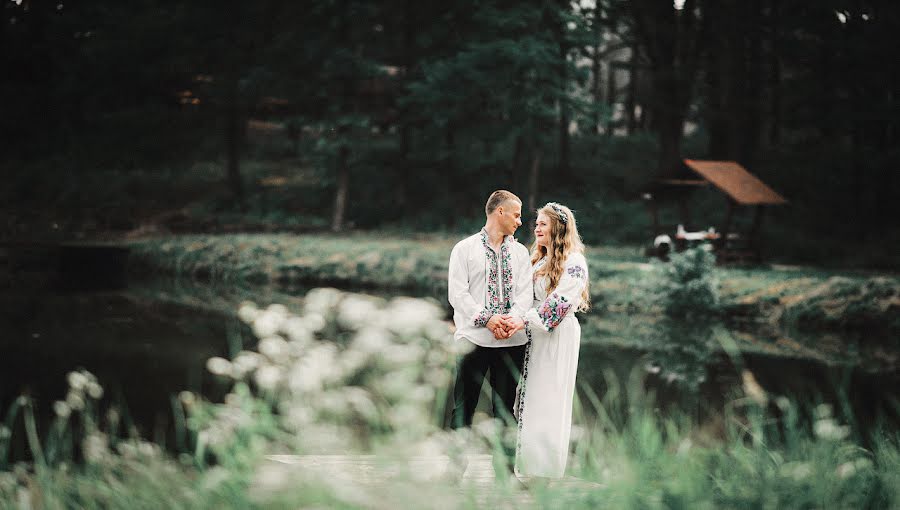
xmin=485 ymin=190 xmax=522 ymax=217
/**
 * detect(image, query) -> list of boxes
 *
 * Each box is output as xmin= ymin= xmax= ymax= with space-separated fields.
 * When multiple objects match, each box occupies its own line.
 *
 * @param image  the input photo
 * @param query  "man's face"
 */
xmin=498 ymin=201 xmax=523 ymax=235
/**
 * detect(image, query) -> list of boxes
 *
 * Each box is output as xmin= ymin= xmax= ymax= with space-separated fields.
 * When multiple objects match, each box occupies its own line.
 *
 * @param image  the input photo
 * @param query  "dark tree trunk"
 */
xmin=332 ymin=142 xmax=351 ymax=232
xmin=704 ymin=0 xmax=729 ymax=158
xmin=592 ymin=45 xmax=603 ymax=136
xmin=741 ymin=0 xmax=763 ymax=167
xmin=395 ymin=0 xmax=416 ymax=217
xmin=510 ymin=134 xmax=525 ymax=194
xmin=527 ymin=146 xmax=543 ymax=216
xmin=224 ymin=73 xmax=246 ymax=210
xmin=606 ymin=62 xmax=616 ymax=137
xmin=630 ymin=0 xmax=706 ymax=179
xmin=558 ymin=42 xmax=571 ymax=176
xmin=767 ymin=0 xmax=781 ymax=146
xmin=331 ymin=0 xmax=354 ymax=232
xmin=725 ymin=0 xmax=744 ymax=161
xmin=626 ymin=45 xmax=638 ymax=135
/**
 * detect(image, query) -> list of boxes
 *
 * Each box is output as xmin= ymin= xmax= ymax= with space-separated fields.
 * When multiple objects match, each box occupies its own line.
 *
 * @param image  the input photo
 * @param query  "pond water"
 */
xmin=1 ymin=273 xmax=897 ymax=462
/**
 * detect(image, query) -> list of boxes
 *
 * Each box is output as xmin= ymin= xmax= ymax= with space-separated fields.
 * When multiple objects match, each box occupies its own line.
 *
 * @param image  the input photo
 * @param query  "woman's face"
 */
xmin=534 ymin=212 xmax=552 ymax=248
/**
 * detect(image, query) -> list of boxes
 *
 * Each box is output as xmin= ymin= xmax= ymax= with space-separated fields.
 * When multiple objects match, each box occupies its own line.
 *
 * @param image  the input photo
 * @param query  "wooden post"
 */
xmin=606 ymin=62 xmax=616 ymax=137
xmin=720 ymin=198 xmax=736 ymax=250
xmin=678 ymin=193 xmax=692 ymax=231
xmin=750 ymin=204 xmax=764 ymax=261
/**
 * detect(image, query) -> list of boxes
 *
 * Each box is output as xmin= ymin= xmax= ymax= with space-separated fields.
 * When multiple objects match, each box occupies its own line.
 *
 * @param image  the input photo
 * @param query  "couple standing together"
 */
xmin=448 ymin=190 xmax=590 ymax=479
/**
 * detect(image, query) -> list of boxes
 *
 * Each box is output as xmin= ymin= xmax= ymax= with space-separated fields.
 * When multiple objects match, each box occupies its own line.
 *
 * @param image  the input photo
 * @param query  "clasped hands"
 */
xmin=486 ymin=314 xmax=525 ymax=340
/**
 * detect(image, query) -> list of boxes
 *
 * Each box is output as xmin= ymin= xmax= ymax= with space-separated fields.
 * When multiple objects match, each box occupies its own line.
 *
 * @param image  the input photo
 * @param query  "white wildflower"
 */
xmin=86 ymin=382 xmax=104 ymax=400
xmin=302 ymin=312 xmax=327 ymax=333
xmin=351 ymin=329 xmax=391 ymax=354
xmin=266 ymin=303 xmax=289 ymax=316
xmin=676 ymin=438 xmax=693 ymax=456
xmin=408 ymin=385 xmax=435 ymax=404
xmin=178 ymin=391 xmax=196 ymax=406
xmin=201 ymin=466 xmax=231 ymax=492
xmin=377 ymin=369 xmax=418 ymax=400
xmin=381 ymin=343 xmax=424 ymax=365
xmin=813 ymin=418 xmax=850 ymax=441
xmin=814 ymin=403 xmax=833 ymax=419
xmin=384 ymin=298 xmax=442 ymax=336
xmin=53 ymin=401 xmax=71 ymax=419
xmin=116 ymin=442 xmax=136 ymax=458
xmin=237 ymin=301 xmax=260 ymax=324
xmin=303 ymin=288 xmax=343 ymax=315
xmin=206 ymin=357 xmax=232 ymax=377
xmin=343 ymin=387 xmax=378 ymax=421
xmin=252 ymin=311 xmax=283 ymax=338
xmin=82 ymin=433 xmax=109 ymax=464
xmin=337 ymin=349 xmax=371 ymax=376
xmin=473 ymin=418 xmax=504 ymax=441
xmin=137 ymin=441 xmax=158 ymax=458
xmin=837 ymin=458 xmax=872 ymax=479
xmin=306 ymin=344 xmax=339 ymax=383
xmin=254 ymin=365 xmax=282 ymax=391
xmin=287 ymin=365 xmax=323 ymax=394
xmin=258 ymin=336 xmax=289 ymax=360
xmin=283 ymin=405 xmax=314 ymax=428
xmin=224 ymin=392 xmax=241 ymax=407
xmin=282 ymin=317 xmax=313 ymax=345
xmin=775 ymin=396 xmax=791 ymax=411
xmin=65 ymin=392 xmax=85 ymax=411
xmin=781 ymin=461 xmax=812 ymax=481
xmin=0 ymin=426 xmax=10 ymax=440
xmin=336 ymin=295 xmax=382 ymax=330
xmin=67 ymin=371 xmax=88 ymax=391
xmin=106 ymin=408 xmax=120 ymax=427
xmin=231 ymin=351 xmax=262 ymax=378
xmin=388 ymin=403 xmax=426 ymax=428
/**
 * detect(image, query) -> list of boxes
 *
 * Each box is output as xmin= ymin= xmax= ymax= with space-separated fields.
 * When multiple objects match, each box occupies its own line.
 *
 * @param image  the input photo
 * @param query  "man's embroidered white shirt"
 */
xmin=448 ymin=229 xmax=532 ymax=347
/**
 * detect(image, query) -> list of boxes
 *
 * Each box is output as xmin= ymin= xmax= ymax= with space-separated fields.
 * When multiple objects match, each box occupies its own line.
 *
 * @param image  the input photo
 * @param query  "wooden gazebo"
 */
xmin=644 ymin=159 xmax=788 ymax=264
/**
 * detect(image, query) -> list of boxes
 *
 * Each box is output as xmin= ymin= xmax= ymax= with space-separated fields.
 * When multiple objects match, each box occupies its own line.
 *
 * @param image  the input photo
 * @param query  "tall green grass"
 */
xmin=1 ymin=288 xmax=897 ymax=508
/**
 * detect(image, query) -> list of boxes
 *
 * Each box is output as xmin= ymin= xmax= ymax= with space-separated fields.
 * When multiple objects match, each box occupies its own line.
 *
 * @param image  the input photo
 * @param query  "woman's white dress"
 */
xmin=515 ymin=253 xmax=588 ymax=478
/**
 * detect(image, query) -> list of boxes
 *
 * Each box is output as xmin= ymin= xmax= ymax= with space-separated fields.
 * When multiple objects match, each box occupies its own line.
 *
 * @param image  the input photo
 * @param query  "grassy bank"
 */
xmin=126 ymin=233 xmax=900 ymax=338
xmin=2 ymin=289 xmax=898 ymax=508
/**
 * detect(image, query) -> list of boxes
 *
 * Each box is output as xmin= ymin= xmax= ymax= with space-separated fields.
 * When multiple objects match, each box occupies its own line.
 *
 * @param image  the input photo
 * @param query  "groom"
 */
xmin=448 ymin=190 xmax=532 ymax=433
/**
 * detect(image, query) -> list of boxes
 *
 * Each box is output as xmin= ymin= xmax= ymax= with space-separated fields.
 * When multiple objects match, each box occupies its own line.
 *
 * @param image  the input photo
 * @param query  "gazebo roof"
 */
xmin=683 ymin=159 xmax=787 ymax=205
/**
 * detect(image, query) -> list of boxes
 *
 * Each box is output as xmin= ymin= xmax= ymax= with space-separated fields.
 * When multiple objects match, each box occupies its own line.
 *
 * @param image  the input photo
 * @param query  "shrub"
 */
xmin=656 ymin=247 xmax=721 ymax=319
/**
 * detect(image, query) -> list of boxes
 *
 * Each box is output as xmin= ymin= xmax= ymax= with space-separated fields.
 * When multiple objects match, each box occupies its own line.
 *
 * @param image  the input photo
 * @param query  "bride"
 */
xmin=505 ymin=202 xmax=589 ymax=478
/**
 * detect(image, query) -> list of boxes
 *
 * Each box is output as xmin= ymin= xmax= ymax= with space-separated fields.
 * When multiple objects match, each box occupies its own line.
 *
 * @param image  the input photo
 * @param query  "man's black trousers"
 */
xmin=450 ymin=343 xmax=527 ymax=429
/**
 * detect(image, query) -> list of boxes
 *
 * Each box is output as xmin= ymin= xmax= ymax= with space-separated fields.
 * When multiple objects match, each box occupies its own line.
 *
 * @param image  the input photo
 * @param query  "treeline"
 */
xmin=1 ymin=0 xmax=898 ymax=246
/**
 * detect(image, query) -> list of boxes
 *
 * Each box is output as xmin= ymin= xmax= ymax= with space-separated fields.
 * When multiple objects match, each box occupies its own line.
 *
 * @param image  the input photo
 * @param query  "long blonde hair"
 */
xmin=531 ymin=202 xmax=590 ymax=312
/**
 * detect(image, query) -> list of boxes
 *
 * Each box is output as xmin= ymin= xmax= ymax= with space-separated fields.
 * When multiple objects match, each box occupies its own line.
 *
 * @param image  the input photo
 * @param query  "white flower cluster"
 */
xmin=812 ymin=403 xmax=851 ymax=441
xmin=205 ymin=289 xmax=477 ymax=460
xmin=53 ymin=369 xmax=104 ymax=419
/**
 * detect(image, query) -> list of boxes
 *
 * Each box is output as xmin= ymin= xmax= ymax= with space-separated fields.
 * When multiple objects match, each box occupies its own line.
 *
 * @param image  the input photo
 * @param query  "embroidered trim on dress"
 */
xmin=538 ymin=292 xmax=571 ymax=332
xmin=513 ymin=325 xmax=533 ymax=475
xmin=567 ymin=265 xmax=587 ymax=280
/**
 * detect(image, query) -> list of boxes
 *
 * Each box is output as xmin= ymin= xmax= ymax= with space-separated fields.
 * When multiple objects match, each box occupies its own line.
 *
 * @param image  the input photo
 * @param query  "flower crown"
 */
xmin=548 ymin=203 xmax=568 ymax=225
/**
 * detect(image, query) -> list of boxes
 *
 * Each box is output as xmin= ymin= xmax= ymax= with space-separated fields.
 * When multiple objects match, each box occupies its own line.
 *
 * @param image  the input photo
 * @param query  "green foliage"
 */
xmin=656 ymin=247 xmax=721 ymax=319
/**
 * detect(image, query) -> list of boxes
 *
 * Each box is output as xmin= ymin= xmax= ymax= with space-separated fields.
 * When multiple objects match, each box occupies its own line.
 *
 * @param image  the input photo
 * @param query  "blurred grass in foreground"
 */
xmin=1 ymin=289 xmax=898 ymax=508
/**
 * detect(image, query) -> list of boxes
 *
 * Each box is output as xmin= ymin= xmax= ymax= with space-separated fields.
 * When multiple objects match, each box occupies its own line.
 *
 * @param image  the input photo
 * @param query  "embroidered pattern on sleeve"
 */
xmin=473 ymin=307 xmax=492 ymax=327
xmin=538 ymin=292 xmax=571 ymax=331
xmin=567 ymin=265 xmax=587 ymax=280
